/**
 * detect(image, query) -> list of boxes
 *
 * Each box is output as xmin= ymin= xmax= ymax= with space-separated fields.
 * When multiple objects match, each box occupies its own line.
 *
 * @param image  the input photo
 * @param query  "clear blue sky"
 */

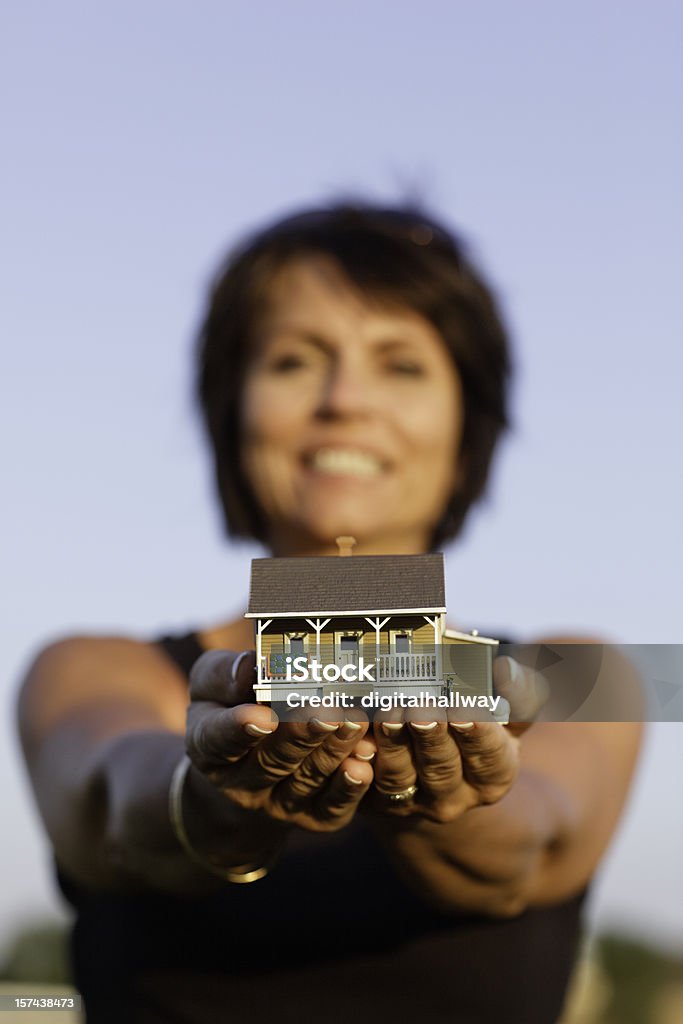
xmin=1 ymin=1 xmax=681 ymax=951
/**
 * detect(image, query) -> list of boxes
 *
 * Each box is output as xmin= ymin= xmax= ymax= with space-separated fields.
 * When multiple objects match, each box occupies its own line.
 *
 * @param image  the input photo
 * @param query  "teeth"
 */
xmin=310 ymin=448 xmax=383 ymax=478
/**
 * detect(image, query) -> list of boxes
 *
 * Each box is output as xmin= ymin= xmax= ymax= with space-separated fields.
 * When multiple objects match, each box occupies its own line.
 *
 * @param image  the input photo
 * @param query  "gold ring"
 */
xmin=380 ymin=783 xmax=418 ymax=803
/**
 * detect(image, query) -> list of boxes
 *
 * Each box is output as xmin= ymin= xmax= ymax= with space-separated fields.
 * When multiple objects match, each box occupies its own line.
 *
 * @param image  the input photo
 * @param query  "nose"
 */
xmin=314 ymin=356 xmax=373 ymax=421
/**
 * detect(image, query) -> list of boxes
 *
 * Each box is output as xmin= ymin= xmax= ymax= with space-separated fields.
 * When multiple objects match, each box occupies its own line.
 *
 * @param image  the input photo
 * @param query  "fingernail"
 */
xmin=450 ymin=721 xmax=475 ymax=731
xmin=410 ymin=721 xmax=438 ymax=732
xmin=493 ymin=698 xmax=511 ymax=724
xmin=356 ymin=752 xmax=375 ymax=761
xmin=231 ymin=650 xmax=252 ymax=683
xmin=338 ymin=721 xmax=363 ymax=740
xmin=381 ymin=722 xmax=404 ymax=736
xmin=343 ymin=770 xmax=364 ymax=786
xmin=501 ymin=656 xmax=520 ymax=685
xmin=310 ymin=718 xmax=339 ymax=733
xmin=244 ymin=723 xmax=274 ymax=737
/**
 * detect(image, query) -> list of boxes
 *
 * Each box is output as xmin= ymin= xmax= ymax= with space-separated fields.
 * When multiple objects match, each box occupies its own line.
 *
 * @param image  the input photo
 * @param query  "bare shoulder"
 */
xmin=198 ymin=616 xmax=253 ymax=652
xmin=18 ymin=632 xmax=190 ymax=747
xmin=23 ymin=631 xmax=188 ymax=686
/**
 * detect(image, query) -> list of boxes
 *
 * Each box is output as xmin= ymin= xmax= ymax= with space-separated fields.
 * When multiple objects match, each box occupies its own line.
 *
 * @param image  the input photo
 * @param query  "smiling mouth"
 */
xmin=304 ymin=448 xmax=385 ymax=479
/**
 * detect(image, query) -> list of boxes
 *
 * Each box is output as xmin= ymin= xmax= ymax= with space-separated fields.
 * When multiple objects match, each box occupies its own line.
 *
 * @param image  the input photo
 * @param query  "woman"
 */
xmin=18 ymin=203 xmax=642 ymax=1023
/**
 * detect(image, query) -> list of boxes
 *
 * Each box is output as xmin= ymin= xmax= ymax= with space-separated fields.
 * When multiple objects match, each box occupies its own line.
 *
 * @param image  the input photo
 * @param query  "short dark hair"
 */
xmin=196 ymin=201 xmax=513 ymax=549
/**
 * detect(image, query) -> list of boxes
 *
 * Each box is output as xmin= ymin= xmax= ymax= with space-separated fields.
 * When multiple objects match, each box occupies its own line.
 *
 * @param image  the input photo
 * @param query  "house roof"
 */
xmin=246 ymin=553 xmax=446 ymax=617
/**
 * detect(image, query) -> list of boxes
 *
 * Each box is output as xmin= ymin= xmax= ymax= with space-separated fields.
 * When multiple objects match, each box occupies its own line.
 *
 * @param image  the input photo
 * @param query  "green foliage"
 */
xmin=0 ymin=920 xmax=71 ymax=985
xmin=598 ymin=932 xmax=683 ymax=1024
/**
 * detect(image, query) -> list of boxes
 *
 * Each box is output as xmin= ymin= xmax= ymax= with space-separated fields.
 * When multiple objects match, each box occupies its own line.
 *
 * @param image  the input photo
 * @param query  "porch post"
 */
xmin=306 ymin=617 xmax=330 ymax=662
xmin=365 ymin=616 xmax=390 ymax=679
xmin=256 ymin=618 xmax=272 ymax=683
xmin=423 ymin=615 xmax=442 ymax=682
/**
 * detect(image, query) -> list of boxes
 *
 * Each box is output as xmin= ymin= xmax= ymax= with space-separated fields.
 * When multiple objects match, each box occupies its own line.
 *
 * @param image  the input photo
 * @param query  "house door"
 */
xmin=289 ymin=636 xmax=305 ymax=658
xmin=338 ymin=635 xmax=360 ymax=671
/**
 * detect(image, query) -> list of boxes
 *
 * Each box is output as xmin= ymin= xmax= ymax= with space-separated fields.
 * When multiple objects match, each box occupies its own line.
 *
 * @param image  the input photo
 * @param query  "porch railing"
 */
xmin=375 ymin=653 xmax=437 ymax=680
xmin=262 ymin=651 xmax=437 ymax=682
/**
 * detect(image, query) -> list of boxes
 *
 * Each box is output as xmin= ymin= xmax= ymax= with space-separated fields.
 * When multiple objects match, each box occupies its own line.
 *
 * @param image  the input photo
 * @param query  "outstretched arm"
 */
xmin=17 ymin=637 xmax=374 ymax=893
xmin=365 ymin=642 xmax=644 ymax=916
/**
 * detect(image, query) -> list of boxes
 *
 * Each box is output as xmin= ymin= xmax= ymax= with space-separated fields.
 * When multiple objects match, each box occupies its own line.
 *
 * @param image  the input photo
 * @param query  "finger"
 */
xmin=372 ymin=719 xmax=418 ymax=796
xmin=493 ymin=656 xmax=549 ymax=736
xmin=271 ymin=720 xmax=369 ymax=809
xmin=186 ymin=700 xmax=279 ymax=772
xmin=314 ymin=756 xmax=373 ymax=824
xmin=241 ymin=715 xmax=347 ymax=789
xmin=407 ymin=719 xmax=463 ymax=800
xmin=354 ymin=735 xmax=377 ymax=762
xmin=189 ymin=649 xmax=257 ymax=706
xmin=449 ymin=721 xmax=519 ymax=804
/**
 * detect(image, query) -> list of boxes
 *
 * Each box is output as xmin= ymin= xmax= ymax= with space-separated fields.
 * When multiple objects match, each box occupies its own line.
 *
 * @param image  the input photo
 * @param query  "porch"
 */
xmin=260 ymin=650 xmax=438 ymax=684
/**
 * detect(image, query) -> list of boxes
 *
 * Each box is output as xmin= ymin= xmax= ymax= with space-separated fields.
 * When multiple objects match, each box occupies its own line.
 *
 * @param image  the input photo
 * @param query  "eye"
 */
xmin=386 ymin=360 xmax=426 ymax=377
xmin=269 ymin=354 xmax=308 ymax=372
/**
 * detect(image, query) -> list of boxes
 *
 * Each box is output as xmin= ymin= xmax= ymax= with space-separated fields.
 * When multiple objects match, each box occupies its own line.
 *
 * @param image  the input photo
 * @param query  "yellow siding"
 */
xmin=413 ymin=621 xmax=439 ymax=644
xmin=256 ymin=616 xmax=447 ymax=653
xmin=260 ymin=632 xmax=285 ymax=658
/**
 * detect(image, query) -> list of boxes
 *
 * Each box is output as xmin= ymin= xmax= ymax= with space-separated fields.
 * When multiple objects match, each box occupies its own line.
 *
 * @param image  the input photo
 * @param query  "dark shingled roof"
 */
xmin=246 ymin=553 xmax=445 ymax=616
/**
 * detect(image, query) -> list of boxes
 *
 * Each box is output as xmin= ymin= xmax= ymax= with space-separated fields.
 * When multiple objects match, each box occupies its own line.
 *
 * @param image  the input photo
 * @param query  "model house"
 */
xmin=246 ymin=538 xmax=499 ymax=710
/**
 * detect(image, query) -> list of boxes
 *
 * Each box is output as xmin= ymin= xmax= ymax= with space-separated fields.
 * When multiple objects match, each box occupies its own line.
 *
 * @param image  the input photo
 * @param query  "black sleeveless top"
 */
xmin=58 ymin=631 xmax=587 ymax=1024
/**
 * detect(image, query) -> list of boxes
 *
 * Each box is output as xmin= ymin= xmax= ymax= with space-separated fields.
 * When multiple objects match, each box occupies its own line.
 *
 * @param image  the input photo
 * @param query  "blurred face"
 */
xmin=240 ymin=256 xmax=465 ymax=555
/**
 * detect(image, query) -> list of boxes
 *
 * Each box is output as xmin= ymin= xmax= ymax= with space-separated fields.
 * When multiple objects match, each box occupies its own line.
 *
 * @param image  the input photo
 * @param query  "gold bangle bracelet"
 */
xmin=168 ymin=754 xmax=278 ymax=884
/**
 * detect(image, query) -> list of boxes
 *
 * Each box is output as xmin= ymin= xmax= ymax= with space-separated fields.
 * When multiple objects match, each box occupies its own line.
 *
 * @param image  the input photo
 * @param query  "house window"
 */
xmin=288 ymin=635 xmax=306 ymax=657
xmin=395 ymin=634 xmax=410 ymax=653
xmin=340 ymin=636 xmax=359 ymax=655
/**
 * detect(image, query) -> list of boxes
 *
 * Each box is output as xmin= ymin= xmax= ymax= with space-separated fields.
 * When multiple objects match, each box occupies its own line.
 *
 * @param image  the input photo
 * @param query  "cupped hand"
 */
xmin=186 ymin=649 xmax=375 ymax=832
xmin=368 ymin=656 xmax=548 ymax=822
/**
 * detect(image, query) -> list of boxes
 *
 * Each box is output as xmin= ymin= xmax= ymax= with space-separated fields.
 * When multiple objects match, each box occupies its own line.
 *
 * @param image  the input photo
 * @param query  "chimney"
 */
xmin=335 ymin=536 xmax=356 ymax=557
